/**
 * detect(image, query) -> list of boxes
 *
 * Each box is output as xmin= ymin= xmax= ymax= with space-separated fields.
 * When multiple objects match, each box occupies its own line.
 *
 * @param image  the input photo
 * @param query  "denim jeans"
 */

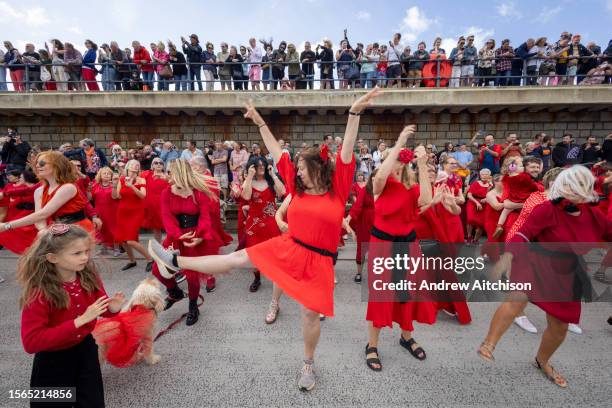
xmin=101 ymin=66 xmax=116 ymax=91
xmin=496 ymin=70 xmax=511 ymax=86
xmin=174 ymin=74 xmax=188 ymax=91
xmin=361 ymin=71 xmax=377 ymax=88
xmin=189 ymin=65 xmax=202 ymax=90
xmin=0 ymin=66 xmax=7 ymax=91
xmin=141 ymin=71 xmax=155 ymax=89
xmin=157 ymin=73 xmax=169 ymax=91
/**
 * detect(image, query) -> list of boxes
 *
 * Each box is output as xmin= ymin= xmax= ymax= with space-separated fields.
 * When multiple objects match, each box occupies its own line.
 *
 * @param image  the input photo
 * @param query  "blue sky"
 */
xmin=1 ymin=0 xmax=611 ymax=54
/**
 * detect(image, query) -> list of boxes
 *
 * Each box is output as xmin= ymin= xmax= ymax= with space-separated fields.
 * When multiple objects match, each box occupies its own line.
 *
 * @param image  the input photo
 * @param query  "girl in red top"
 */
xmin=364 ymin=129 xmax=435 ymax=372
xmin=18 ymin=224 xmax=125 ymax=407
xmin=0 ymin=167 xmax=40 ymax=254
xmin=149 ymin=89 xmax=380 ymax=391
xmin=91 ymin=167 xmax=119 ymax=253
xmin=345 ymin=172 xmax=375 ymax=283
xmin=478 ymin=166 xmax=612 ymax=388
xmin=141 ymin=158 xmax=169 ymax=243
xmin=493 ymin=157 xmax=542 ymax=238
xmin=112 ymin=159 xmax=153 ymax=272
xmin=465 ymin=169 xmax=492 ymax=244
xmin=151 ymin=159 xmax=217 ymax=326
xmin=0 ymin=152 xmax=96 ymax=239
xmin=242 ymin=156 xmax=286 ymax=292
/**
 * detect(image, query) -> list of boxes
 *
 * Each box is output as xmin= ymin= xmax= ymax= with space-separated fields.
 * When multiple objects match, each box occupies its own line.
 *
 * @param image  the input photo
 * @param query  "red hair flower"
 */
xmin=319 ymin=144 xmax=330 ymax=162
xmin=398 ymin=148 xmax=414 ymax=164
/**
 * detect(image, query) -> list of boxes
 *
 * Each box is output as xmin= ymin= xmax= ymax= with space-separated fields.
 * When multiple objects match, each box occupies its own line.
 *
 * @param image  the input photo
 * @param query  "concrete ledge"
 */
xmin=1 ymin=86 xmax=611 ymax=116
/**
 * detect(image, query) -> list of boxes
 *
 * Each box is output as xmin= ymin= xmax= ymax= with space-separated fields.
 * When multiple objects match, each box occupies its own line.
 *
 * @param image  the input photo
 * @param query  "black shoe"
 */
xmin=249 ymin=277 xmax=261 ymax=292
xmin=175 ymin=273 xmax=186 ymax=284
xmin=399 ymin=336 xmax=426 ymax=360
xmin=145 ymin=261 xmax=154 ymax=272
xmin=164 ymin=287 xmax=185 ymax=311
xmin=186 ymin=300 xmax=199 ymax=326
xmin=121 ymin=262 xmax=137 ymax=271
xmin=354 ymin=273 xmax=362 ymax=283
xmin=206 ymin=284 xmax=216 ymax=293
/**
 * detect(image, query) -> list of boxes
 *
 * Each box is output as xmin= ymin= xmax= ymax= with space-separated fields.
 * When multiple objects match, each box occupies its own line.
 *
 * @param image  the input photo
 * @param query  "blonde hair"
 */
xmin=156 ymin=41 xmax=165 ymax=52
xmin=125 ymin=159 xmax=140 ymax=176
xmin=17 ymin=225 xmax=99 ymax=309
xmin=94 ymin=167 xmax=113 ymax=184
xmin=169 ymin=159 xmax=217 ymax=200
xmin=548 ymin=165 xmax=598 ymax=203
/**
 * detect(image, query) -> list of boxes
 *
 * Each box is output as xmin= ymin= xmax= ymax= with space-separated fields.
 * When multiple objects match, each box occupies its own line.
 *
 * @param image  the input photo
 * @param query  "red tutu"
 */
xmin=92 ymin=305 xmax=156 ymax=368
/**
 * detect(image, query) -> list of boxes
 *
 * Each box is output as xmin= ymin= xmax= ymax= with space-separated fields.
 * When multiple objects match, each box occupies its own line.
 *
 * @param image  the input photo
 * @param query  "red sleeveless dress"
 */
xmin=91 ymin=182 xmax=118 ymax=247
xmin=245 ymin=186 xmax=281 ymax=247
xmin=114 ymin=177 xmax=146 ymax=242
xmin=366 ymin=177 xmax=437 ymax=331
xmin=141 ymin=171 xmax=169 ymax=230
xmin=42 ymin=183 xmax=94 ymax=233
xmin=246 ymin=152 xmax=355 ymax=316
xmin=466 ymin=181 xmax=490 ymax=229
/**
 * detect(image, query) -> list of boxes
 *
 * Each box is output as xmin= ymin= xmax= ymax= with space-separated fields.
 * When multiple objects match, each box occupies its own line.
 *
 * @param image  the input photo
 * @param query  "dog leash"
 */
xmin=154 ymin=294 xmax=205 ymax=342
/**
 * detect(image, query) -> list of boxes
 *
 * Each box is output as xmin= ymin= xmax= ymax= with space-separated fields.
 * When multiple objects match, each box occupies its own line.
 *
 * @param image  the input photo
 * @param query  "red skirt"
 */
xmin=114 ymin=205 xmax=144 ymax=242
xmin=352 ymin=208 xmax=374 ymax=264
xmin=142 ymin=198 xmax=164 ymax=230
xmin=466 ymin=201 xmax=486 ymax=229
xmin=365 ymin=236 xmax=437 ymax=331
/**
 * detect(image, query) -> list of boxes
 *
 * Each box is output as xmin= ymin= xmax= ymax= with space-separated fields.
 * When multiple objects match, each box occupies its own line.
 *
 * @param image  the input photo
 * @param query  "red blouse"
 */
xmin=160 ymin=187 xmax=213 ymax=241
xmin=21 ymin=276 xmax=116 ymax=354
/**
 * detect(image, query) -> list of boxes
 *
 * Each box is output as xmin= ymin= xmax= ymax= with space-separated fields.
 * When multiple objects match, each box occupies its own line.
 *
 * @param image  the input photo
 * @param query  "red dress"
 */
xmin=114 ymin=177 xmax=146 ymax=242
xmin=246 ymin=152 xmax=355 ymax=316
xmin=206 ymin=180 xmax=233 ymax=248
xmin=42 ymin=184 xmax=94 ymax=233
xmin=245 ymin=186 xmax=281 ymax=247
xmin=481 ymin=192 xmax=504 ymax=261
xmin=434 ymin=180 xmax=464 ymax=243
xmin=231 ymin=183 xmax=248 ymax=247
xmin=348 ymin=185 xmax=374 ymax=264
xmin=92 ymin=304 xmax=156 ymax=368
xmin=466 ymin=181 xmax=490 ymax=229
xmin=91 ymin=182 xmax=118 ymax=247
xmin=366 ymin=177 xmax=438 ymax=331
xmin=0 ymin=183 xmax=39 ymax=254
xmin=141 ymin=171 xmax=169 ymax=230
xmin=508 ymin=201 xmax=612 ymax=323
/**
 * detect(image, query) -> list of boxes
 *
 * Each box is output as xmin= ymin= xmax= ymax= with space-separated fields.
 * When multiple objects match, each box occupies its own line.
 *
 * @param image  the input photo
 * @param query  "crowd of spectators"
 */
xmin=1 ymin=32 xmax=611 ymax=92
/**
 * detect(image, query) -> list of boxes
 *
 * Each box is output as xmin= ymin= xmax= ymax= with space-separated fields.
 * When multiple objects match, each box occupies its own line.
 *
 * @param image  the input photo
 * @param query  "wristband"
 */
xmin=258 ymin=124 xmax=267 ymax=129
xmin=348 ymin=111 xmax=362 ymax=116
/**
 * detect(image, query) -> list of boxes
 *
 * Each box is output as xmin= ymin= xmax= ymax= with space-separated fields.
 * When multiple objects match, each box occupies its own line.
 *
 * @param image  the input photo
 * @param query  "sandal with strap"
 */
xmin=492 ymin=224 xmax=504 ymax=239
xmin=365 ymin=344 xmax=382 ymax=372
xmin=400 ymin=336 xmax=426 ymax=360
xmin=265 ymin=300 xmax=280 ymax=324
xmin=534 ymin=358 xmax=568 ymax=388
xmin=477 ymin=341 xmax=495 ymax=362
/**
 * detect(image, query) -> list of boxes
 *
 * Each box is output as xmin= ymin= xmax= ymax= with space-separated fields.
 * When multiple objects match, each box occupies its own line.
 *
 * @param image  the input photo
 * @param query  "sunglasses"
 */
xmin=36 ymin=160 xmax=46 ymax=167
xmin=153 ymin=161 xmax=163 ymax=165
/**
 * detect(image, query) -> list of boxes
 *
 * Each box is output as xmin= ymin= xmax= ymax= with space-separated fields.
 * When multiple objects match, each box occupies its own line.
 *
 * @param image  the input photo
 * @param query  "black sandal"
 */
xmin=365 ymin=344 xmax=382 ymax=372
xmin=354 ymin=273 xmax=362 ymax=283
xmin=400 ymin=336 xmax=426 ymax=360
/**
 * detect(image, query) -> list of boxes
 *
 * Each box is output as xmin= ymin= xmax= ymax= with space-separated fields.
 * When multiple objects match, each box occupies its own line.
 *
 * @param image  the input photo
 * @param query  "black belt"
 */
xmin=55 ymin=209 xmax=86 ymax=224
xmin=291 ymin=237 xmax=338 ymax=265
xmin=371 ymin=226 xmax=416 ymax=303
xmin=176 ymin=213 xmax=199 ymax=229
xmin=16 ymin=202 xmax=35 ymax=211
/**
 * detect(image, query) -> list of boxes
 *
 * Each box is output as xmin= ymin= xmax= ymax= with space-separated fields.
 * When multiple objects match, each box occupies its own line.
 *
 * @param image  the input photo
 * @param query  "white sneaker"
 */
xmin=568 ymin=323 xmax=583 ymax=335
xmin=113 ymin=249 xmax=122 ymax=257
xmin=514 ymin=316 xmax=538 ymax=334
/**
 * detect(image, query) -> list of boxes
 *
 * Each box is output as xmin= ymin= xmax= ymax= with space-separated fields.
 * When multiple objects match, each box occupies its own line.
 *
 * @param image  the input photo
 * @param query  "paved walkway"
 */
xmin=0 ymin=239 xmax=610 ymax=407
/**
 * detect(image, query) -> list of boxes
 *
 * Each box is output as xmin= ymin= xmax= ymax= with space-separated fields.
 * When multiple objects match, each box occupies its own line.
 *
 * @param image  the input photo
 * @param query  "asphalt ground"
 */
xmin=0 ymin=236 xmax=610 ymax=407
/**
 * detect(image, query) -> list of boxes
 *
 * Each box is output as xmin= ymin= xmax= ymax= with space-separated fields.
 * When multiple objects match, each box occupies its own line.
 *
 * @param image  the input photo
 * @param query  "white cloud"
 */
xmin=0 ymin=1 xmax=50 ymax=26
xmin=438 ymin=26 xmax=495 ymax=53
xmin=356 ymin=11 xmax=371 ymax=21
xmin=497 ymin=1 xmax=522 ymax=18
xmin=533 ymin=6 xmax=562 ymax=23
xmin=67 ymin=26 xmax=83 ymax=36
xmin=398 ymin=6 xmax=434 ymax=43
xmin=607 ymin=0 xmax=612 ymax=13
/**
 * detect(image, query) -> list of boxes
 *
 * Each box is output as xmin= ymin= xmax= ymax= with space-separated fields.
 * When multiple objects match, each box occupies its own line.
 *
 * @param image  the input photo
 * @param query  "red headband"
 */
xmin=398 ymin=148 xmax=414 ymax=164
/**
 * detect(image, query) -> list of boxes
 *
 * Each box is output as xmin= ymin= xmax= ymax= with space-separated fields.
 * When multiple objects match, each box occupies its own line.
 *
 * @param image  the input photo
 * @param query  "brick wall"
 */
xmin=1 ymin=110 xmax=610 ymax=152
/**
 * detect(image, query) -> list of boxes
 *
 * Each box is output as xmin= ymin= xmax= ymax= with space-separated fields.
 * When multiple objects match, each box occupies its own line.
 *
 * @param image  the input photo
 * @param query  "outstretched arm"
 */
xmin=373 ymin=125 xmax=416 ymax=197
xmin=342 ymin=87 xmax=381 ymax=164
xmin=244 ymin=101 xmax=282 ymax=163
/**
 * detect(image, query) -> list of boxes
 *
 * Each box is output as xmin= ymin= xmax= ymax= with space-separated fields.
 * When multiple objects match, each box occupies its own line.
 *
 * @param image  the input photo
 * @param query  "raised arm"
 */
xmin=373 ymin=125 xmax=415 ymax=197
xmin=243 ymin=101 xmax=283 ymax=163
xmin=241 ymin=165 xmax=255 ymax=201
xmin=414 ymin=145 xmax=433 ymax=207
xmin=270 ymin=165 xmax=286 ymax=198
xmin=342 ymin=87 xmax=381 ymax=164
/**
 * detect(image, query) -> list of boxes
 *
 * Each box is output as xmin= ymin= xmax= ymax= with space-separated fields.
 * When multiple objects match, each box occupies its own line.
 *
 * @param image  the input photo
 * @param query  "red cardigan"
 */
xmin=21 ymin=276 xmax=117 ymax=354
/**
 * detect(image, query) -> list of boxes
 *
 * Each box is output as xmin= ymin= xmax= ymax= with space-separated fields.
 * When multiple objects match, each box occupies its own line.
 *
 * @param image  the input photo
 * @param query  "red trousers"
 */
xmin=81 ymin=68 xmax=100 ymax=91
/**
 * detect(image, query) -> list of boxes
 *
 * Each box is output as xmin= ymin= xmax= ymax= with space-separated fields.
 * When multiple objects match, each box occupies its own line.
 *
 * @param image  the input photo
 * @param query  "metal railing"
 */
xmin=0 ymin=56 xmax=609 ymax=92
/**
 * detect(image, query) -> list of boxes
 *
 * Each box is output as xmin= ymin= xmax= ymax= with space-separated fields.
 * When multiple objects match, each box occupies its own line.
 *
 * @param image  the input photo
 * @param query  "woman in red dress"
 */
xmin=364 ymin=129 xmax=435 ymax=372
xmin=230 ymin=168 xmax=248 ymax=247
xmin=0 ymin=167 xmax=40 ymax=254
xmin=141 ymin=158 xmax=169 ymax=243
xmin=242 ymin=156 xmax=285 ymax=292
xmin=91 ymin=167 xmax=119 ymax=254
xmin=345 ymin=172 xmax=375 ymax=283
xmin=465 ymin=169 xmax=492 ymax=244
xmin=0 ymin=152 xmax=97 ymax=241
xmin=478 ymin=165 xmax=611 ymax=388
xmin=481 ymin=174 xmax=504 ymax=261
xmin=112 ymin=159 xmax=153 ymax=272
xmin=149 ymin=89 xmax=380 ymax=391
xmin=151 ymin=159 xmax=217 ymax=326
